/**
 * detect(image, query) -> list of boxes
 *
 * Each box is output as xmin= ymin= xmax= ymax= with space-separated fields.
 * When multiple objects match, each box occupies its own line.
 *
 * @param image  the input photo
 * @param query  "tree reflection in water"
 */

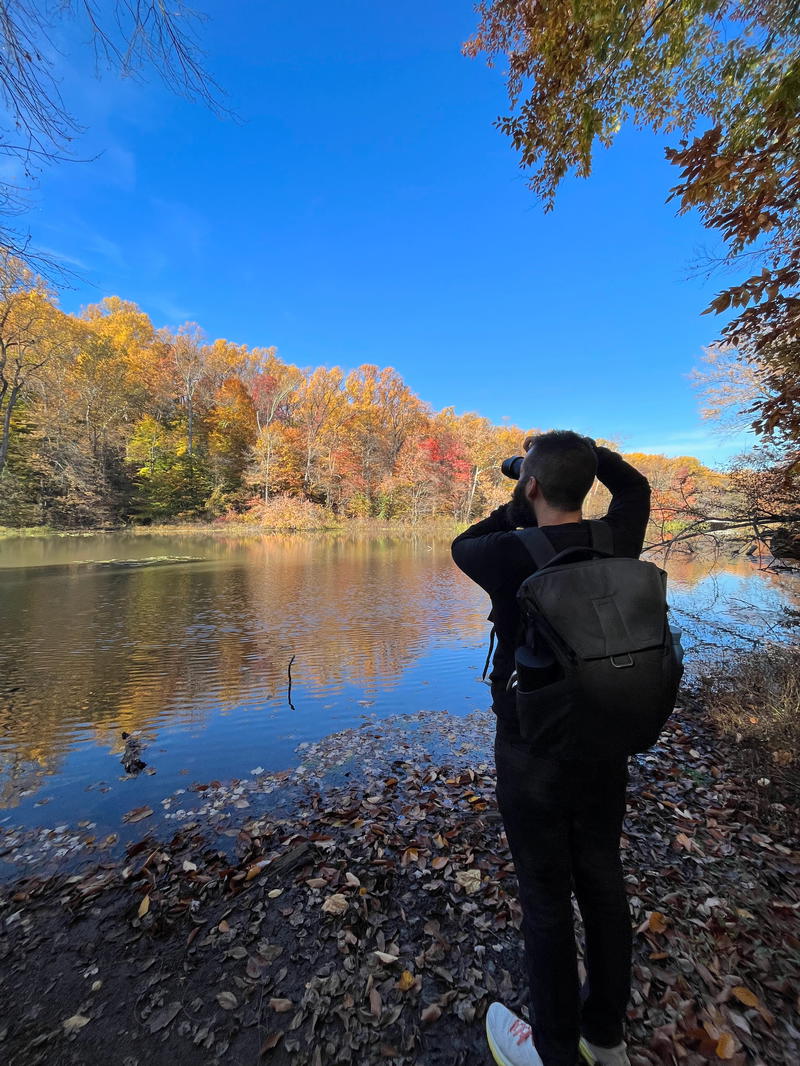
xmin=0 ymin=534 xmax=797 ymax=814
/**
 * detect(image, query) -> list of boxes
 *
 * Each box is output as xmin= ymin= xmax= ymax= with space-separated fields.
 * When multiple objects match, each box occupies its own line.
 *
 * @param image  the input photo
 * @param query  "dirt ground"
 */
xmin=1 ymin=702 xmax=798 ymax=1066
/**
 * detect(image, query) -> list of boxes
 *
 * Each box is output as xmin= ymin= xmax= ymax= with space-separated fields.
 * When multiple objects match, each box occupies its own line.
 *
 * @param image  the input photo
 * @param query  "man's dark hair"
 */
xmin=524 ymin=430 xmax=597 ymax=512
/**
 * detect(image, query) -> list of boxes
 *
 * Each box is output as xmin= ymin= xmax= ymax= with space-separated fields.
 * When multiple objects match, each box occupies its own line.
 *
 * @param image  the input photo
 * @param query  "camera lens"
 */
xmin=501 ymin=456 xmax=524 ymax=480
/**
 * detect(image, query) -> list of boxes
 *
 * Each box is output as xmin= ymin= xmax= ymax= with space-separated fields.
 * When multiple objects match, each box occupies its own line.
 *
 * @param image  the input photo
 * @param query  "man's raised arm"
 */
xmin=595 ymin=446 xmax=651 ymax=557
xmin=450 ymin=505 xmax=516 ymax=595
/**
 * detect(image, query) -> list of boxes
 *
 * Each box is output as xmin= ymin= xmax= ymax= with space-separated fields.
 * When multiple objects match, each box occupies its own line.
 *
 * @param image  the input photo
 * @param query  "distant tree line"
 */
xmin=0 ymin=254 xmax=527 ymax=526
xmin=2 ymin=252 xmax=797 ymax=552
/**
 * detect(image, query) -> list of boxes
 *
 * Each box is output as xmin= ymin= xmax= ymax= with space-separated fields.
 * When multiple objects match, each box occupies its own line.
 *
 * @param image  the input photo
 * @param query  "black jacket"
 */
xmin=451 ymin=447 xmax=651 ymax=723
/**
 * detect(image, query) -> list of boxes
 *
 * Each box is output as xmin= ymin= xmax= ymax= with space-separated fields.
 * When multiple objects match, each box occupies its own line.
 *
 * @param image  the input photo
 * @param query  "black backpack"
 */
xmin=510 ymin=521 xmax=684 ymax=759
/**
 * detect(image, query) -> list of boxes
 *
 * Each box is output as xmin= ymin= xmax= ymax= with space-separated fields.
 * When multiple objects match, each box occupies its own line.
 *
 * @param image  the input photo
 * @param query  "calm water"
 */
xmin=0 ymin=532 xmax=796 ymax=832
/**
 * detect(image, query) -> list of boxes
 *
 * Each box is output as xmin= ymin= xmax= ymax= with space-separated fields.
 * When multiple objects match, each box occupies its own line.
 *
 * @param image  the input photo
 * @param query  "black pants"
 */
xmin=494 ymin=723 xmax=632 ymax=1066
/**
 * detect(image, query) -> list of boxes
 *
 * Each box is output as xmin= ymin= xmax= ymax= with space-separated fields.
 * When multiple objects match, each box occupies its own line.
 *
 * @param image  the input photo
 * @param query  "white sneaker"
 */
xmin=579 ymin=1035 xmax=631 ymax=1066
xmin=486 ymin=1002 xmax=544 ymax=1066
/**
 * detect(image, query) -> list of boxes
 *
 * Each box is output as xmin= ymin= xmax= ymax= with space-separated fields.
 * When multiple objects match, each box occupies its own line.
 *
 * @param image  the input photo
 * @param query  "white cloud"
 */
xmin=626 ymin=427 xmax=756 ymax=465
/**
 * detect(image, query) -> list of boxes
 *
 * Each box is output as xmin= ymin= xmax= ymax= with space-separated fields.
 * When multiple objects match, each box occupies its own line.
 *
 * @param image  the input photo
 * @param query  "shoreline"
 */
xmin=1 ymin=701 xmax=798 ymax=1066
xmin=0 ymin=520 xmax=464 ymax=540
xmin=0 ymin=521 xmax=763 ymax=547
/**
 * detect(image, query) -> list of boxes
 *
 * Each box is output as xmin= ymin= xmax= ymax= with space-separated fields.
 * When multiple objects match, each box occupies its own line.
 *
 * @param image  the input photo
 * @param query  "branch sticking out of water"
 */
xmin=287 ymin=654 xmax=296 ymax=711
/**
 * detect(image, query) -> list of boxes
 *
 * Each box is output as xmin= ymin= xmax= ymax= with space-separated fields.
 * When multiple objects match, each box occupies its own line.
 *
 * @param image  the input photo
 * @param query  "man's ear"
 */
xmin=524 ymin=475 xmax=538 ymax=503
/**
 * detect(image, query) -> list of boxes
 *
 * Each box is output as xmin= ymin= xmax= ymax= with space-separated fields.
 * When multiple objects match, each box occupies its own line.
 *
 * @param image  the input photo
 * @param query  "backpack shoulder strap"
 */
xmin=515 ymin=527 xmax=556 ymax=569
xmin=588 ymin=520 xmax=614 ymax=556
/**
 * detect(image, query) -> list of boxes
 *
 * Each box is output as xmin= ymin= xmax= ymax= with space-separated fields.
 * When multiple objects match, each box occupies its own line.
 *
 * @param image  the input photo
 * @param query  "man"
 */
xmin=451 ymin=430 xmax=651 ymax=1066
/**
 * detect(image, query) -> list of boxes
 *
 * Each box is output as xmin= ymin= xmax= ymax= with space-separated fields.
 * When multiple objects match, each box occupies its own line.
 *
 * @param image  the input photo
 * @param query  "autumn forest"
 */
xmin=0 ymin=254 xmax=724 ymax=536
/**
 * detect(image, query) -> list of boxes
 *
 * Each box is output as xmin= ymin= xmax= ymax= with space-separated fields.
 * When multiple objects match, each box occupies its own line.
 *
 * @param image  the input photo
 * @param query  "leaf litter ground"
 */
xmin=0 ymin=701 xmax=798 ymax=1066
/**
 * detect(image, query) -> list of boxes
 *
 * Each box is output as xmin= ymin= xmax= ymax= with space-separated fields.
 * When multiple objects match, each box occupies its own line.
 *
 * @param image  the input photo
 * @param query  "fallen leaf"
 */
xmin=122 ymin=805 xmax=153 ymax=823
xmin=398 ymin=970 xmax=415 ymax=991
xmin=269 ymin=998 xmax=293 ymax=1013
xmin=216 ymin=991 xmax=238 ymax=1010
xmin=138 ymin=894 xmax=150 ymax=918
xmin=63 ymin=1015 xmax=91 ymax=1033
xmin=246 ymin=862 xmax=267 ymax=881
xmin=147 ymin=1002 xmax=181 ymax=1033
xmin=455 ymin=868 xmax=481 ymax=894
xmin=715 ymin=1032 xmax=735 ymax=1059
xmin=647 ymin=911 xmax=668 ymax=934
xmin=370 ymin=986 xmax=382 ymax=1017
xmin=373 ymin=951 xmax=398 ymax=964
xmin=731 ymin=985 xmax=774 ymax=1025
xmin=421 ymin=1003 xmax=441 ymax=1024
xmin=322 ymin=893 xmax=348 ymax=915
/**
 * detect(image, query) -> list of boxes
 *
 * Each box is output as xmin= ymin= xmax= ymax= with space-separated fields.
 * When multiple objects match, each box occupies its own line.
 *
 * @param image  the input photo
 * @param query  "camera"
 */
xmin=501 ymin=456 xmax=524 ymax=480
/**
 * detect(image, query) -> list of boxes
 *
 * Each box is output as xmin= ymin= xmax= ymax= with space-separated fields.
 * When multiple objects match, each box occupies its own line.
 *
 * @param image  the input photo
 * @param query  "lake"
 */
xmin=0 ymin=531 xmax=796 ymax=837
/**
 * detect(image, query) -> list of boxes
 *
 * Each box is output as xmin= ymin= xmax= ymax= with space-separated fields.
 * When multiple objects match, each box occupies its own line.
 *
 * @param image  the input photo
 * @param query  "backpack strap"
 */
xmin=517 ymin=521 xmax=614 ymax=571
xmin=588 ymin=520 xmax=614 ymax=556
xmin=481 ymin=625 xmax=496 ymax=683
xmin=515 ymin=527 xmax=557 ymax=569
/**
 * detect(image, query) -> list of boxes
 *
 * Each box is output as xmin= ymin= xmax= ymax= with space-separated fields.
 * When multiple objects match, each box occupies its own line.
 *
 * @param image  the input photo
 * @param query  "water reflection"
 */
xmin=0 ymin=533 xmax=797 ymax=821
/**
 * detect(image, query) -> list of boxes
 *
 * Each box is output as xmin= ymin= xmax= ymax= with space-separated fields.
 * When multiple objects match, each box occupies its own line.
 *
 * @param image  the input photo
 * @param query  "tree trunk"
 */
xmin=464 ymin=466 xmax=480 ymax=523
xmin=0 ymin=383 xmax=21 ymax=478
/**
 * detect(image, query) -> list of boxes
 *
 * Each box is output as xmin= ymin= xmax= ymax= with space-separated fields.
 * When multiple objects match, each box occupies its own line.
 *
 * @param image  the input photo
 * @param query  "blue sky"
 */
xmin=28 ymin=0 xmax=751 ymax=464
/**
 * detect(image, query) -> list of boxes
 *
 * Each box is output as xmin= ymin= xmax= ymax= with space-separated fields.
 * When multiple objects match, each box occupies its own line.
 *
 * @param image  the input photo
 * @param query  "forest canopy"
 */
xmin=0 ymin=253 xmax=725 ymax=534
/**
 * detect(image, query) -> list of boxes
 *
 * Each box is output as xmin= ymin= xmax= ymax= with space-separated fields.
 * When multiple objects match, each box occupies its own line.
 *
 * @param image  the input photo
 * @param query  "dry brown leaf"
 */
xmin=322 ymin=893 xmax=348 ymax=915
xmin=431 ymin=856 xmax=448 ymax=870
xmin=398 ymin=970 xmax=415 ymax=991
xmin=138 ymin=894 xmax=150 ymax=918
xmin=373 ymin=951 xmax=398 ymax=964
xmin=217 ymin=991 xmax=238 ymax=1010
xmin=260 ymin=1032 xmax=282 ymax=1054
xmin=715 ymin=1032 xmax=735 ymax=1059
xmin=246 ymin=861 xmax=268 ymax=882
xmin=122 ymin=805 xmax=153 ymax=823
xmin=455 ymin=869 xmax=481 ymax=895
xmin=731 ymin=985 xmax=759 ymax=1008
xmin=269 ymin=998 xmax=293 ymax=1013
xmin=731 ymin=985 xmax=774 ymax=1025
xmin=647 ymin=911 xmax=668 ymax=934
xmin=218 ymin=919 xmax=231 ymax=933
xmin=421 ymin=1004 xmax=441 ymax=1024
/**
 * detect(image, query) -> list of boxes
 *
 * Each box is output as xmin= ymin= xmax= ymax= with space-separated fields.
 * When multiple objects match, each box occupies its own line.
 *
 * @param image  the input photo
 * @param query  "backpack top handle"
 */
xmin=515 ymin=520 xmax=614 ymax=571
